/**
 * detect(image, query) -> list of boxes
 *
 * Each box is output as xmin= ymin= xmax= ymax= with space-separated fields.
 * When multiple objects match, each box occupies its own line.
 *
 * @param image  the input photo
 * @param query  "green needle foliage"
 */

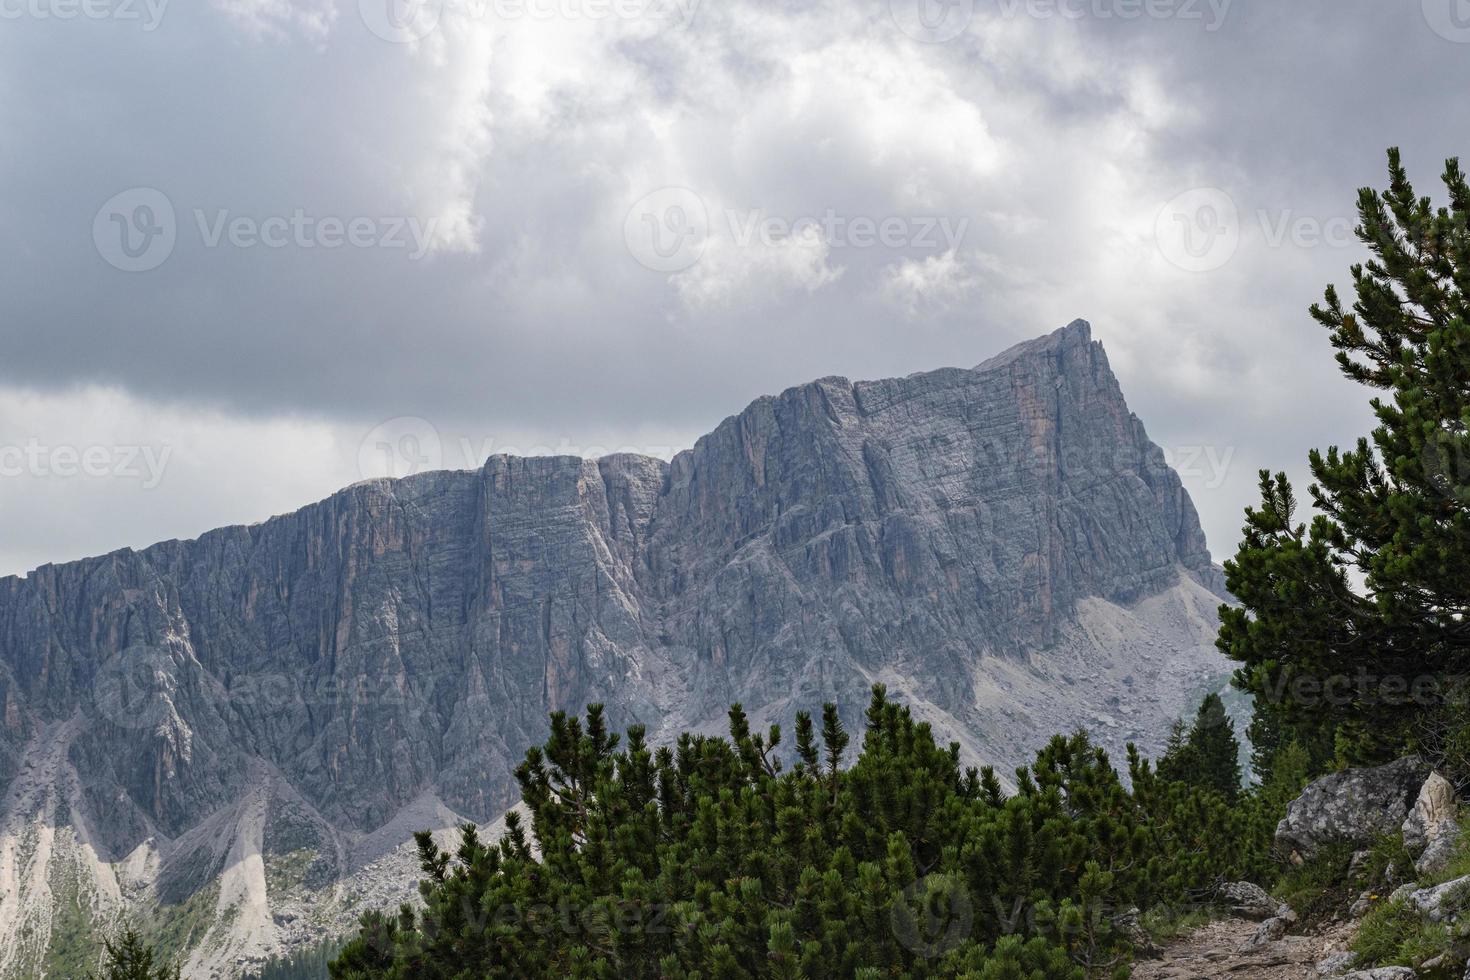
xmin=1219 ymin=148 xmax=1470 ymax=773
xmin=92 ymin=928 xmax=181 ymax=980
xmin=1155 ymin=694 xmax=1242 ymax=803
xmin=331 ymin=686 xmax=1263 ymax=979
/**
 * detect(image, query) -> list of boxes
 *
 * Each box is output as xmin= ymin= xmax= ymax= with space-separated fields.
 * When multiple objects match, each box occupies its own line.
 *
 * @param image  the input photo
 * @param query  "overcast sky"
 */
xmin=1 ymin=0 xmax=1467 ymax=578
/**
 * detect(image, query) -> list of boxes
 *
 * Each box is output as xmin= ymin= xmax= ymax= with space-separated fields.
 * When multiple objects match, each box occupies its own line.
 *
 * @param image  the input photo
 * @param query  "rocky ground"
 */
xmin=1135 ymin=919 xmax=1357 ymax=979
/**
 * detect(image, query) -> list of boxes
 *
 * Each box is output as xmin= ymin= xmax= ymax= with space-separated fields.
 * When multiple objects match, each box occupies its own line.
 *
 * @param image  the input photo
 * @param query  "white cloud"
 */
xmin=672 ymin=217 xmax=844 ymax=311
xmin=0 ymin=0 xmax=1454 ymax=572
xmin=879 ymin=249 xmax=982 ymax=319
xmin=211 ymin=0 xmax=338 ymax=41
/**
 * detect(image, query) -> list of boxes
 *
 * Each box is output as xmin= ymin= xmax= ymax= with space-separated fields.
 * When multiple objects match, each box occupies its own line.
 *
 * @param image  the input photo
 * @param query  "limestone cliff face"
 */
xmin=0 ymin=321 xmax=1232 ymax=976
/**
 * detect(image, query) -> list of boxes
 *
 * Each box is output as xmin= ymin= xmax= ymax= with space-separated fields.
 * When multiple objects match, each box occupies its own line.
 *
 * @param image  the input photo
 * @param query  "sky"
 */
xmin=2 ymin=0 xmax=1468 ymax=578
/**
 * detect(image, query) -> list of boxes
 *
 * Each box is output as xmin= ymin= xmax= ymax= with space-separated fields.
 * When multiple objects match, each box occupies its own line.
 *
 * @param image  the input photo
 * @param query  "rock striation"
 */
xmin=0 ymin=320 xmax=1233 ymax=976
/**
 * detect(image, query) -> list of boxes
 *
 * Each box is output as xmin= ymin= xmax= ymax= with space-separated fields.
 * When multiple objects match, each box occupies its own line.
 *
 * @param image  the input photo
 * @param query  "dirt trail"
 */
xmin=1132 ymin=918 xmax=1354 ymax=979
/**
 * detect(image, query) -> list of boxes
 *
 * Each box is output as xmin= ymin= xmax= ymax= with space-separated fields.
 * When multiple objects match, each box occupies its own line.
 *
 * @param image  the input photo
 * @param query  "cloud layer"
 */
xmin=3 ymin=0 xmax=1469 ymax=576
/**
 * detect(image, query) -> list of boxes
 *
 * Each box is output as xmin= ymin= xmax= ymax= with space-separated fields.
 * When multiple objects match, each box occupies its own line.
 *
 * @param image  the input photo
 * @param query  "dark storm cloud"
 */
xmin=1 ymin=0 xmax=1466 ymax=574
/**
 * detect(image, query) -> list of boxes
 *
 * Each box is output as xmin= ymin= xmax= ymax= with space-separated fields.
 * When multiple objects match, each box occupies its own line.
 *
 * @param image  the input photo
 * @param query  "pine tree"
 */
xmin=92 ymin=928 xmax=180 ymax=980
xmin=1188 ymin=694 xmax=1242 ymax=802
xmin=332 ymin=688 xmax=1264 ymax=979
xmin=1154 ymin=695 xmax=1242 ymax=802
xmin=1155 ymin=719 xmax=1193 ymax=784
xmin=1220 ymin=148 xmax=1470 ymax=771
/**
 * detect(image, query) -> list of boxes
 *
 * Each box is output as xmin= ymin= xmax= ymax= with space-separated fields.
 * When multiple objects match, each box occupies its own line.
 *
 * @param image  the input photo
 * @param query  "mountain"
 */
xmin=0 ymin=320 xmax=1234 ymax=978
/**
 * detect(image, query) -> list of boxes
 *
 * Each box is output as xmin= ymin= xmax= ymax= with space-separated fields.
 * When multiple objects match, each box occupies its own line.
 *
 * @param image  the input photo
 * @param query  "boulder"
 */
xmin=1243 ymin=907 xmax=1297 ymax=949
xmin=1315 ymin=950 xmax=1357 ymax=975
xmin=1220 ymin=880 xmax=1287 ymax=921
xmin=1404 ymin=873 xmax=1470 ymax=923
xmin=1114 ymin=906 xmax=1160 ymax=958
xmin=1402 ymin=771 xmax=1460 ymax=878
xmin=1276 ymin=757 xmax=1431 ymax=860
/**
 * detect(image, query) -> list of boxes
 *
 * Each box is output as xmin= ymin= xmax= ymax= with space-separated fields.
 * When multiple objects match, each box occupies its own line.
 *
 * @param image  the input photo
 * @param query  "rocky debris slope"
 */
xmin=0 ymin=321 xmax=1235 ymax=976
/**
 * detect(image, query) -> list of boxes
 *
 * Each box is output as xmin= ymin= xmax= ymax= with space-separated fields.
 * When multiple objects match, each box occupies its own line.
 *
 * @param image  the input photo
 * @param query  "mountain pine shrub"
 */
xmin=331 ymin=686 xmax=1270 ymax=979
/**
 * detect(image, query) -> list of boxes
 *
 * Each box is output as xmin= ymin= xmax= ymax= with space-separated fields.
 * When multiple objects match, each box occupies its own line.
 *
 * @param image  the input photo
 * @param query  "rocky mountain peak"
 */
xmin=0 ymin=323 xmax=1234 ymax=977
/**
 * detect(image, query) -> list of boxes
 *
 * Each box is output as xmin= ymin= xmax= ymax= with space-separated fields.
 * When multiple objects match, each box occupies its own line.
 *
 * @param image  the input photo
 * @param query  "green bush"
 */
xmin=1272 ymin=844 xmax=1358 ymax=928
xmin=1351 ymin=897 xmax=1451 ymax=971
xmin=330 ymin=688 xmax=1263 ymax=979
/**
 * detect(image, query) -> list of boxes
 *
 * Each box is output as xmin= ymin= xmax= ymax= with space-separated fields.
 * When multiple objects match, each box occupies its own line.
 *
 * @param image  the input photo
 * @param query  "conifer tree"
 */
xmin=1220 ymin=148 xmax=1470 ymax=770
xmin=1188 ymin=694 xmax=1242 ymax=802
xmin=332 ymin=688 xmax=1262 ymax=979
xmin=92 ymin=928 xmax=180 ymax=980
xmin=1156 ymin=694 xmax=1242 ymax=802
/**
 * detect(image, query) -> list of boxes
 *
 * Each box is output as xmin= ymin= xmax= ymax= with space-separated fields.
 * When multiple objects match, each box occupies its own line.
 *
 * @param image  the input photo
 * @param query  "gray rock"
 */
xmin=1220 ymin=880 xmax=1286 ymax=920
xmin=1402 ymin=771 xmax=1460 ymax=878
xmin=1114 ymin=906 xmax=1160 ymax=958
xmin=1245 ymin=907 xmax=1298 ymax=949
xmin=1316 ymin=951 xmax=1358 ymax=976
xmin=1418 ymin=832 xmax=1461 ymax=879
xmin=1388 ymin=882 xmax=1420 ymax=905
xmin=1276 ymin=757 xmax=1432 ymax=861
xmin=1405 ymin=874 xmax=1470 ymax=922
xmin=0 ymin=321 xmax=1236 ymax=970
xmin=1339 ymin=970 xmax=1416 ymax=979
